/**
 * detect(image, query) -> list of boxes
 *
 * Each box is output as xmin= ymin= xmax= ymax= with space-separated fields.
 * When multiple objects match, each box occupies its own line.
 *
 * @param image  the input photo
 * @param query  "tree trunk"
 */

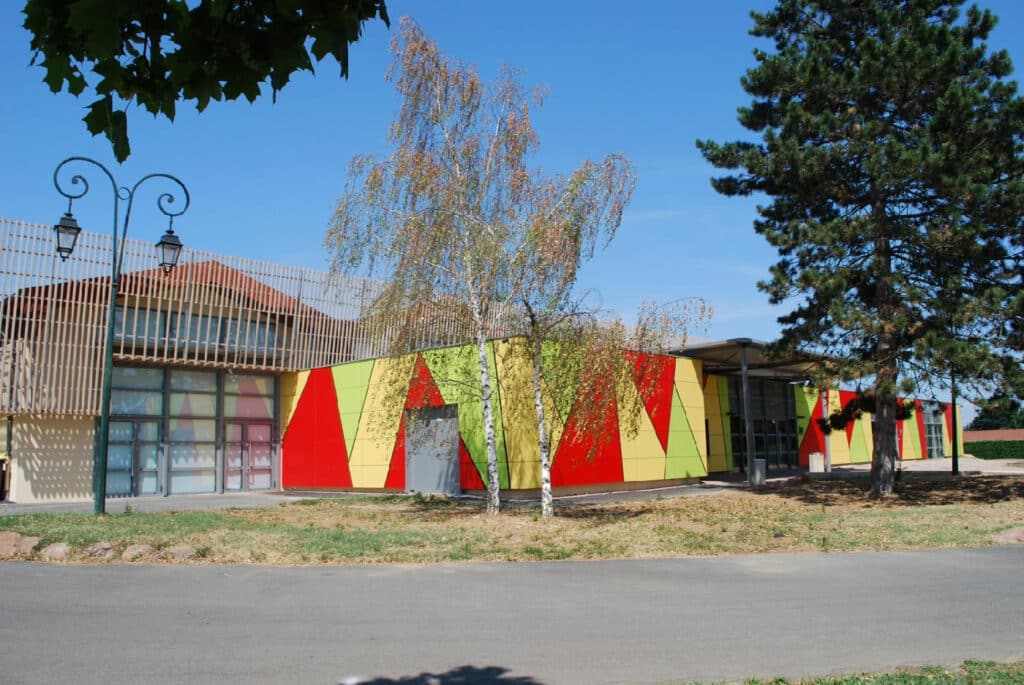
xmin=869 ymin=191 xmax=897 ymax=498
xmin=531 ymin=341 xmax=554 ymax=519
xmin=870 ymin=383 xmax=898 ymax=497
xmin=476 ymin=332 xmax=501 ymax=515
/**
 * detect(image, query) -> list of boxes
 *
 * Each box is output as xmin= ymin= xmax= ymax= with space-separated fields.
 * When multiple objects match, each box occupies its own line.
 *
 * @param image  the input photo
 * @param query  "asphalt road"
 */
xmin=2 ymin=547 xmax=1022 ymax=685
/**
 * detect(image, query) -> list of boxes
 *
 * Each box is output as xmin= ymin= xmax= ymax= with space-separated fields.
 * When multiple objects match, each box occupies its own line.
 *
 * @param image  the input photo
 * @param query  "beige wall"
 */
xmin=9 ymin=416 xmax=94 ymax=503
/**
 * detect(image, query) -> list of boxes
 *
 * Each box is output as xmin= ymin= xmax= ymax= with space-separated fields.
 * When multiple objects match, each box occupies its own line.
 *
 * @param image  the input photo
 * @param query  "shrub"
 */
xmin=966 ymin=440 xmax=1024 ymax=460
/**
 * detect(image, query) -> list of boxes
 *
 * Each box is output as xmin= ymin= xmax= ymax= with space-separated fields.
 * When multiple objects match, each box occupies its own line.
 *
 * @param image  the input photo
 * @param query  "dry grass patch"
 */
xmin=2 ymin=476 xmax=1022 ymax=565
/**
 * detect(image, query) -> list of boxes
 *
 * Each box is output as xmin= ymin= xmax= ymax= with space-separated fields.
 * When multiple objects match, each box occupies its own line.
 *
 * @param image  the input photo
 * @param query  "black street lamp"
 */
xmin=52 ymin=156 xmax=189 ymax=515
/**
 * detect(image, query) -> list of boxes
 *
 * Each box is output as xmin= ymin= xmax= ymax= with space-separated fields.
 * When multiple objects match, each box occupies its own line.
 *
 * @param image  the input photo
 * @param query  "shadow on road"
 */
xmin=347 ymin=664 xmax=543 ymax=684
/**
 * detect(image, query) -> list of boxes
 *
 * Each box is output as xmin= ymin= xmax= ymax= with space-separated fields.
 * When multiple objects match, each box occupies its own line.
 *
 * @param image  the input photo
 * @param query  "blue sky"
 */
xmin=3 ymin=1 xmax=1024 ymax=346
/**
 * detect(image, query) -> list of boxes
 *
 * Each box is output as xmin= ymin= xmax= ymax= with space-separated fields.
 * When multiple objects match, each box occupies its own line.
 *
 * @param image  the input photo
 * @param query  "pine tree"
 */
xmin=698 ymin=0 xmax=1024 ymax=496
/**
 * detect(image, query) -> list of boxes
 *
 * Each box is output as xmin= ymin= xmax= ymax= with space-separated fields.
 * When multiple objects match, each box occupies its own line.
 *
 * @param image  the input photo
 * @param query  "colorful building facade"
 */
xmin=279 ymin=338 xmax=961 ymax=493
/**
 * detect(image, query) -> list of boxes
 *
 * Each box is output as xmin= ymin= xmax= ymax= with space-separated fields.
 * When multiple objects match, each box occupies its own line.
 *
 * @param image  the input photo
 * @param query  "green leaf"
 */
xmin=83 ymin=96 xmax=113 ymax=136
xmin=109 ymin=109 xmax=130 ymax=162
xmin=67 ymin=0 xmax=121 ymax=56
xmin=40 ymin=55 xmax=75 ymax=93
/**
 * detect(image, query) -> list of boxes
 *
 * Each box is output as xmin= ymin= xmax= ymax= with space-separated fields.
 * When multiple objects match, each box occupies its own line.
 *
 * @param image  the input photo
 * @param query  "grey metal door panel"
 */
xmin=405 ymin=405 xmax=460 ymax=496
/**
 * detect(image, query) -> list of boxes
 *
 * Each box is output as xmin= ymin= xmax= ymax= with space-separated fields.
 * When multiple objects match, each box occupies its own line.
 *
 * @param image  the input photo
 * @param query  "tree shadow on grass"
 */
xmin=551 ymin=503 xmax=655 ymax=523
xmin=346 ymin=664 xmax=543 ymax=684
xmin=751 ymin=474 xmax=1024 ymax=507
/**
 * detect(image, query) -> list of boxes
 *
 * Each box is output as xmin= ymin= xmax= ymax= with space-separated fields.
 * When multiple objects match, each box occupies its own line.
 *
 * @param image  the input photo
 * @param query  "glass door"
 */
xmin=225 ymin=422 xmax=274 ymax=491
xmin=107 ymin=420 xmax=162 ymax=496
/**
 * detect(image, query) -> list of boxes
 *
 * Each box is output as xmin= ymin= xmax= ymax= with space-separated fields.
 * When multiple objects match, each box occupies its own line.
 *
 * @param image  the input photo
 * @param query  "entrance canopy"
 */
xmin=673 ymin=338 xmax=824 ymax=482
xmin=674 ymin=338 xmax=822 ymax=382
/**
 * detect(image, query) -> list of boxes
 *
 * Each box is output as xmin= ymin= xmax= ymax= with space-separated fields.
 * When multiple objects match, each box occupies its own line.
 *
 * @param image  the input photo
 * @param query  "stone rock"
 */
xmin=39 ymin=542 xmax=72 ymax=562
xmin=993 ymin=527 xmax=1024 ymax=544
xmin=165 ymin=545 xmax=195 ymax=561
xmin=121 ymin=544 xmax=154 ymax=561
xmin=0 ymin=531 xmax=25 ymax=559
xmin=84 ymin=541 xmax=118 ymax=560
xmin=19 ymin=536 xmax=40 ymax=555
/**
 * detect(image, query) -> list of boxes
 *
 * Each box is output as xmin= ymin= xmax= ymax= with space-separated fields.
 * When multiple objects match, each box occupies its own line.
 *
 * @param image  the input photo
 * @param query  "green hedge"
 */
xmin=965 ymin=440 xmax=1024 ymax=460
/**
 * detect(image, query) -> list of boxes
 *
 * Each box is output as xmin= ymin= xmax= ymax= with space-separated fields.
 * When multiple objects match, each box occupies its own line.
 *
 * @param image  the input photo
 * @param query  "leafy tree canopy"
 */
xmin=23 ymin=0 xmax=390 ymax=161
xmin=327 ymin=18 xmax=639 ymax=514
xmin=967 ymin=393 xmax=1024 ymax=430
xmin=698 ymin=0 xmax=1024 ymax=495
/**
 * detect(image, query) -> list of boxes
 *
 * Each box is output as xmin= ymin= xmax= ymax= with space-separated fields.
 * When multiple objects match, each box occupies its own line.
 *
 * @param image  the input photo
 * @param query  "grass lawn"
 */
xmin=1 ymin=475 xmax=1022 ymax=565
xmin=727 ymin=660 xmax=1024 ymax=684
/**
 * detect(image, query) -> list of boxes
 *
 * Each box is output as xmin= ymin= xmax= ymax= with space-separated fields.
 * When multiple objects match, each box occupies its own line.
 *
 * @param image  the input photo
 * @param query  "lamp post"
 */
xmin=52 ymin=157 xmax=188 ymax=515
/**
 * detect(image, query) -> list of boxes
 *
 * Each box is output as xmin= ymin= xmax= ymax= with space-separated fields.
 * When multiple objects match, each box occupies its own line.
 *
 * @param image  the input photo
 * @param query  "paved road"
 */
xmin=2 ymin=547 xmax=1022 ymax=685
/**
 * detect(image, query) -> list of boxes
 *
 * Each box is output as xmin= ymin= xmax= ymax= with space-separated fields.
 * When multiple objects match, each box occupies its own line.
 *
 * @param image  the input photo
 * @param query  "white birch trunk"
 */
xmin=475 ymin=325 xmax=501 ymax=515
xmin=531 ymin=341 xmax=554 ymax=518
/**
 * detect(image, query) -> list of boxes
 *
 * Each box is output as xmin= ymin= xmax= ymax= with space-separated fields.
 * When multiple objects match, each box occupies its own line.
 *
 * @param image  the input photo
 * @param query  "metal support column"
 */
xmin=738 ymin=342 xmax=757 ymax=486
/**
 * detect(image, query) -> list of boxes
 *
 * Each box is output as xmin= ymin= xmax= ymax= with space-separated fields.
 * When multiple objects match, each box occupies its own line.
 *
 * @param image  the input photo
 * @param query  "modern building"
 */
xmin=279 ymin=338 xmax=962 ymax=495
xmin=1 ymin=218 xmax=962 ymax=503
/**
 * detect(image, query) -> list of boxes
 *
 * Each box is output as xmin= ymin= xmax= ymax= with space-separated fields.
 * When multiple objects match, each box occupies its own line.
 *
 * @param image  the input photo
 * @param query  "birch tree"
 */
xmin=515 ymin=298 xmax=709 ymax=519
xmin=327 ymin=18 xmax=637 ymax=514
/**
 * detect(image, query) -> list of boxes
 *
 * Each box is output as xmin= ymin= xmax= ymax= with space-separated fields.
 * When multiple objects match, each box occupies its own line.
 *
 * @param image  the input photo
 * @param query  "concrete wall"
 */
xmin=9 ymin=416 xmax=94 ymax=503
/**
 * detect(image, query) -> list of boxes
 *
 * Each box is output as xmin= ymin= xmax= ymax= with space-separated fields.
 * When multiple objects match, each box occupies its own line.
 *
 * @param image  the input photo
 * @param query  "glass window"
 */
xmin=169 ymin=369 xmax=217 ymax=392
xmin=114 ymin=308 xmax=165 ymax=344
xmin=111 ymin=389 xmax=163 ymax=416
xmin=248 ymin=424 xmax=272 ymax=443
xmin=139 ymin=445 xmax=159 ymax=470
xmin=108 ymin=421 xmax=134 ymax=442
xmin=223 ymin=394 xmax=273 ymax=420
xmin=224 ymin=374 xmax=273 ymax=396
xmin=112 ymin=366 xmax=163 ymax=391
xmin=168 ymin=418 xmax=216 ymax=442
xmin=169 ymin=313 xmax=221 ymax=349
xmin=222 ymin=318 xmax=276 ymax=352
xmin=106 ymin=472 xmax=133 ymax=497
xmin=108 ymin=445 xmax=133 ymax=470
xmin=169 ymin=444 xmax=216 ymax=469
xmin=225 ymin=424 xmax=243 ymax=443
xmin=139 ymin=472 xmax=159 ymax=495
xmin=137 ymin=421 xmax=160 ymax=442
xmin=169 ymin=392 xmax=217 ymax=417
xmin=170 ymin=470 xmax=215 ymax=494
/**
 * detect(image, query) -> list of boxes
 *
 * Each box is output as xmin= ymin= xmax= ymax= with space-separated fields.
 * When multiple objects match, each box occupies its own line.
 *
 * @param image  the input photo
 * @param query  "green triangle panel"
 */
xmin=849 ymin=420 xmax=869 ymax=464
xmin=541 ymin=339 xmax=574 ymax=424
xmin=666 ymin=386 xmax=706 ymax=479
xmin=422 ymin=342 xmax=509 ymax=490
xmin=794 ymin=387 xmax=816 ymax=447
xmin=331 ymin=359 xmax=375 ymax=459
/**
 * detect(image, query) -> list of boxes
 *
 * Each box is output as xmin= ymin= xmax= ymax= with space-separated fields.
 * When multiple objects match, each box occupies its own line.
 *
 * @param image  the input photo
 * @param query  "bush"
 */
xmin=966 ymin=440 xmax=1024 ymax=460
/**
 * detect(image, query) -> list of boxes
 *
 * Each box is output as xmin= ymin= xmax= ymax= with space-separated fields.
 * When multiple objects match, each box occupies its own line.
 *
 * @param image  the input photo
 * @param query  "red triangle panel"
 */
xmin=798 ymin=393 xmax=825 ymax=468
xmin=627 ymin=352 xmax=675 ymax=453
xmin=551 ymin=396 xmax=624 ymax=487
xmin=282 ymin=368 xmax=352 ymax=488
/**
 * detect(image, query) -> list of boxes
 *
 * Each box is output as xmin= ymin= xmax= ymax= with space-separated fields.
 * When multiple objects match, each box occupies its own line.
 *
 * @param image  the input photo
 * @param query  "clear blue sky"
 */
xmin=3 ymin=1 xmax=1024 ymax=346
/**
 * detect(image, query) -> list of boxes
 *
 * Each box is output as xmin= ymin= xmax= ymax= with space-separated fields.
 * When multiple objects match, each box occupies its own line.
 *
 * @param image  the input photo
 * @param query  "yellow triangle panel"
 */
xmin=348 ymin=354 xmax=416 ymax=488
xmin=280 ymin=370 xmax=310 ymax=436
